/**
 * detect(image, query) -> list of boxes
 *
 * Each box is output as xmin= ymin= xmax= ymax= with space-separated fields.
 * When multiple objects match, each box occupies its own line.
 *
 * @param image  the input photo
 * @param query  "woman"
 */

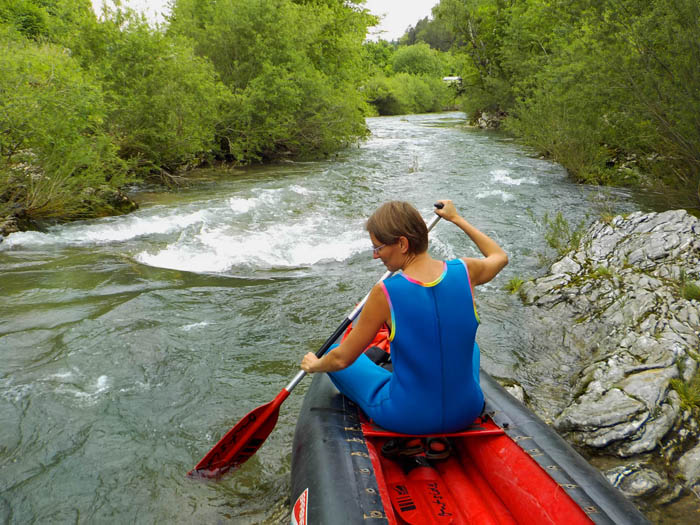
xmin=300 ymin=200 xmax=508 ymax=434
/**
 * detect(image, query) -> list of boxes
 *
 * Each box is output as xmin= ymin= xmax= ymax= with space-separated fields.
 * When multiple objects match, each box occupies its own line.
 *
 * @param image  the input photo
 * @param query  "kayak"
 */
xmin=290 ymin=360 xmax=650 ymax=524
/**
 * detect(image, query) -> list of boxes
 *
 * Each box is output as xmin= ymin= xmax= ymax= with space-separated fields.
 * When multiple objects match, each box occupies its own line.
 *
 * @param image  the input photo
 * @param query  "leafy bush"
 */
xmin=224 ymin=63 xmax=367 ymax=160
xmin=0 ymin=0 xmax=381 ymax=224
xmin=364 ymin=73 xmax=451 ymax=116
xmin=525 ymin=209 xmax=587 ymax=260
xmin=68 ymin=9 xmax=227 ymax=175
xmin=168 ymin=0 xmax=372 ymax=162
xmin=363 ymin=40 xmax=395 ymax=76
xmin=542 ymin=211 xmax=586 ymax=257
xmin=363 ymin=75 xmax=402 ymax=115
xmin=0 ymin=32 xmax=127 ymax=220
xmin=679 ymin=271 xmax=700 ymax=301
xmin=505 ymin=90 xmax=609 ymax=183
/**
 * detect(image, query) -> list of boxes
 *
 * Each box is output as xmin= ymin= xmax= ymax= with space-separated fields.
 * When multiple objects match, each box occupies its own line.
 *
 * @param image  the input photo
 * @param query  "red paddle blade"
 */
xmin=188 ymin=390 xmax=289 ymax=479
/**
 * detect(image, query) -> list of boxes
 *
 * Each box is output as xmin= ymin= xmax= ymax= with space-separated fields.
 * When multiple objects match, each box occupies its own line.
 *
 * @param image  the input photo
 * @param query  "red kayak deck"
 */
xmin=361 ymin=415 xmax=594 ymax=525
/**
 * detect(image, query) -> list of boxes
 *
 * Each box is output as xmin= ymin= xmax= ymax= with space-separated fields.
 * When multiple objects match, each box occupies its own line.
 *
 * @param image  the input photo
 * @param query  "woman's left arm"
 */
xmin=301 ymin=284 xmax=389 ymax=373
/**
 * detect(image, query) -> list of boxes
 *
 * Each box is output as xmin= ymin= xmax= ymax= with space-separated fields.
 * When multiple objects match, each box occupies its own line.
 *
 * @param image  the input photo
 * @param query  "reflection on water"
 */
xmin=1 ymin=113 xmax=653 ymax=523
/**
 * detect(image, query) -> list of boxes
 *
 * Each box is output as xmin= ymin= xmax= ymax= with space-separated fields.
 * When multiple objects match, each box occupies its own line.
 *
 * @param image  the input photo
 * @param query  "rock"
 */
xmin=621 ymin=368 xmax=677 ymax=410
xmin=519 ymin=274 xmax=569 ymax=306
xmin=678 ymin=443 xmax=700 ymax=490
xmin=605 ymin=463 xmax=669 ymax=498
xmin=550 ymin=256 xmax=581 ymax=275
xmin=555 ymin=388 xmax=648 ymax=448
xmin=471 ymin=111 xmax=506 ymax=129
xmin=504 ymin=383 xmax=526 ymax=403
xmin=615 ymin=396 xmax=678 ymax=457
xmin=0 ymin=217 xmax=20 ymax=237
xmin=521 ymin=209 xmax=700 ymax=503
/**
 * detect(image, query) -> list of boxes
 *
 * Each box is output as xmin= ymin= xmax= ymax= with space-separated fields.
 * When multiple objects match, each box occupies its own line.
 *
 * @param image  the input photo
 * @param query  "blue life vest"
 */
xmin=328 ymin=259 xmax=483 ymax=434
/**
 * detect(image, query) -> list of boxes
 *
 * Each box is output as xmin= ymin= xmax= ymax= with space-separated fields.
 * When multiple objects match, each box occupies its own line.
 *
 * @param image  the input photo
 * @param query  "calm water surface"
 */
xmin=2 ymin=113 xmax=651 ymax=523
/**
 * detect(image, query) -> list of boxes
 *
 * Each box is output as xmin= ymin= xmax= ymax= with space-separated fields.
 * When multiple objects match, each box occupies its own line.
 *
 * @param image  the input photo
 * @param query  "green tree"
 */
xmin=415 ymin=15 xmax=455 ymax=52
xmin=399 ymin=15 xmax=454 ymax=52
xmin=431 ymin=0 xmax=700 ymax=201
xmin=391 ymin=43 xmax=444 ymax=77
xmin=434 ymin=0 xmax=514 ymax=114
xmin=64 ymin=6 xmax=227 ymax=176
xmin=168 ymin=0 xmax=373 ymax=162
xmin=362 ymin=39 xmax=395 ymax=76
xmin=0 ymin=0 xmax=96 ymax=42
xmin=0 ymin=30 xmax=127 ymax=220
xmin=604 ymin=0 xmax=700 ymax=196
xmin=0 ymin=0 xmax=49 ymax=39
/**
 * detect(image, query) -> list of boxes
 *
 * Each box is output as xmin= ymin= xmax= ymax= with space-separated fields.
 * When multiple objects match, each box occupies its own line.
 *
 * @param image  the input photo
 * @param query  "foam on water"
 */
xmin=289 ymin=185 xmax=311 ymax=195
xmin=57 ymin=374 xmax=110 ymax=405
xmin=135 ymin=214 xmax=367 ymax=273
xmin=70 ymin=374 xmax=109 ymax=397
xmin=1 ymin=208 xmax=210 ymax=249
xmin=476 ymin=189 xmax=515 ymax=202
xmin=2 ymin=371 xmax=110 ymax=404
xmin=48 ymin=371 xmax=74 ymax=380
xmin=228 ymin=197 xmax=257 ymax=214
xmin=181 ymin=321 xmax=210 ymax=332
xmin=491 ymin=169 xmax=539 ymax=186
xmin=0 ymin=381 xmax=31 ymax=402
xmin=0 ymin=185 xmax=325 ymax=274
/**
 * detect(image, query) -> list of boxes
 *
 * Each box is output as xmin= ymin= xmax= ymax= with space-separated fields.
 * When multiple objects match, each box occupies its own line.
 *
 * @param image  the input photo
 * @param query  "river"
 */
xmin=1 ymin=112 xmax=643 ymax=523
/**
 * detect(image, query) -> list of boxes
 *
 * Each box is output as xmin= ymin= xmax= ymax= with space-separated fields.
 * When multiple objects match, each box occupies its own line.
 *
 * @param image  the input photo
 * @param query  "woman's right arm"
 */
xmin=435 ymin=199 xmax=508 ymax=286
xmin=301 ymin=284 xmax=389 ymax=373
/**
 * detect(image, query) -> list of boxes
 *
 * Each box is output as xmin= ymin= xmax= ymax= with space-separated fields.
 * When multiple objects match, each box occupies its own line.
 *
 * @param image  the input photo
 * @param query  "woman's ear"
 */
xmin=398 ymin=236 xmax=410 ymax=253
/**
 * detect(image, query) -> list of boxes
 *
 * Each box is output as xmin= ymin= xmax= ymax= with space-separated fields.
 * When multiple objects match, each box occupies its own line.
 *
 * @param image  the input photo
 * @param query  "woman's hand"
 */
xmin=301 ymin=352 xmax=320 ymax=373
xmin=434 ymin=198 xmax=508 ymax=285
xmin=435 ymin=199 xmax=460 ymax=222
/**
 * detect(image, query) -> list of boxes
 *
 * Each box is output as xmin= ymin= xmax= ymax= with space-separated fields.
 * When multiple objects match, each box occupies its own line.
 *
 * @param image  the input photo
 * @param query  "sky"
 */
xmin=364 ymin=1 xmax=439 ymax=41
xmin=90 ymin=1 xmax=440 ymax=41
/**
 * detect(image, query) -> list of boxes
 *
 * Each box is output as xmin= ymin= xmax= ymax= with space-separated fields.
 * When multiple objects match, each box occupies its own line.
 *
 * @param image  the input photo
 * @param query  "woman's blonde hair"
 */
xmin=366 ymin=201 xmax=428 ymax=254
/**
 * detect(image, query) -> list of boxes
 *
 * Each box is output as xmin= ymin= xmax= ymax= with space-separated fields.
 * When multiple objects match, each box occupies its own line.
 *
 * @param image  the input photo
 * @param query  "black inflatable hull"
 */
xmin=290 ymin=371 xmax=649 ymax=524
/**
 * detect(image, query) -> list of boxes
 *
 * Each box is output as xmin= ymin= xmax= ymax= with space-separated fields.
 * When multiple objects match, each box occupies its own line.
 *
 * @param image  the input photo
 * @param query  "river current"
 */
xmin=1 ymin=113 xmax=641 ymax=523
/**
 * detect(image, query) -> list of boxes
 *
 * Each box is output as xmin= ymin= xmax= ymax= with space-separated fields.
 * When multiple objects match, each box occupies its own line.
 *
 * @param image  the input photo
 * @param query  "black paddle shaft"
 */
xmin=314 ymin=318 xmax=353 ymax=358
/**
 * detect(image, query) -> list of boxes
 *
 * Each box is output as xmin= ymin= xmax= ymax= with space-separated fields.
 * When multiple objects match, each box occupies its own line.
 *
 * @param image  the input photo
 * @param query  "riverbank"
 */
xmin=0 ymin=185 xmax=138 ymax=241
xmin=518 ymin=209 xmax=700 ymax=518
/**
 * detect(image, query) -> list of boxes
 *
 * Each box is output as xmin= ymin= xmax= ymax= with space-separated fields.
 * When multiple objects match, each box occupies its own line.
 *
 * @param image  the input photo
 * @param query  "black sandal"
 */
xmin=381 ymin=437 xmax=424 ymax=458
xmin=425 ymin=437 xmax=451 ymax=460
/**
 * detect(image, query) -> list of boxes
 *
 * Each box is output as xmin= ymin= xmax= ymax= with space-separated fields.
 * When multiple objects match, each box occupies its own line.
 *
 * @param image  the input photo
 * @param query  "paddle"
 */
xmin=187 ymin=204 xmax=444 ymax=479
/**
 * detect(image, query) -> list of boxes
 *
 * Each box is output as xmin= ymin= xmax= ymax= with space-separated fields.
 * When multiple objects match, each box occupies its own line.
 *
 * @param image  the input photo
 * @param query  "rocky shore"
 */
xmin=518 ymin=209 xmax=700 ymax=512
xmin=468 ymin=110 xmax=507 ymax=129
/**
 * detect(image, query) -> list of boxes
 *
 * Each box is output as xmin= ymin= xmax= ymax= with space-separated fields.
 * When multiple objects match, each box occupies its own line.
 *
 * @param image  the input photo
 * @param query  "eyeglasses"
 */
xmin=371 ymin=243 xmax=386 ymax=254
